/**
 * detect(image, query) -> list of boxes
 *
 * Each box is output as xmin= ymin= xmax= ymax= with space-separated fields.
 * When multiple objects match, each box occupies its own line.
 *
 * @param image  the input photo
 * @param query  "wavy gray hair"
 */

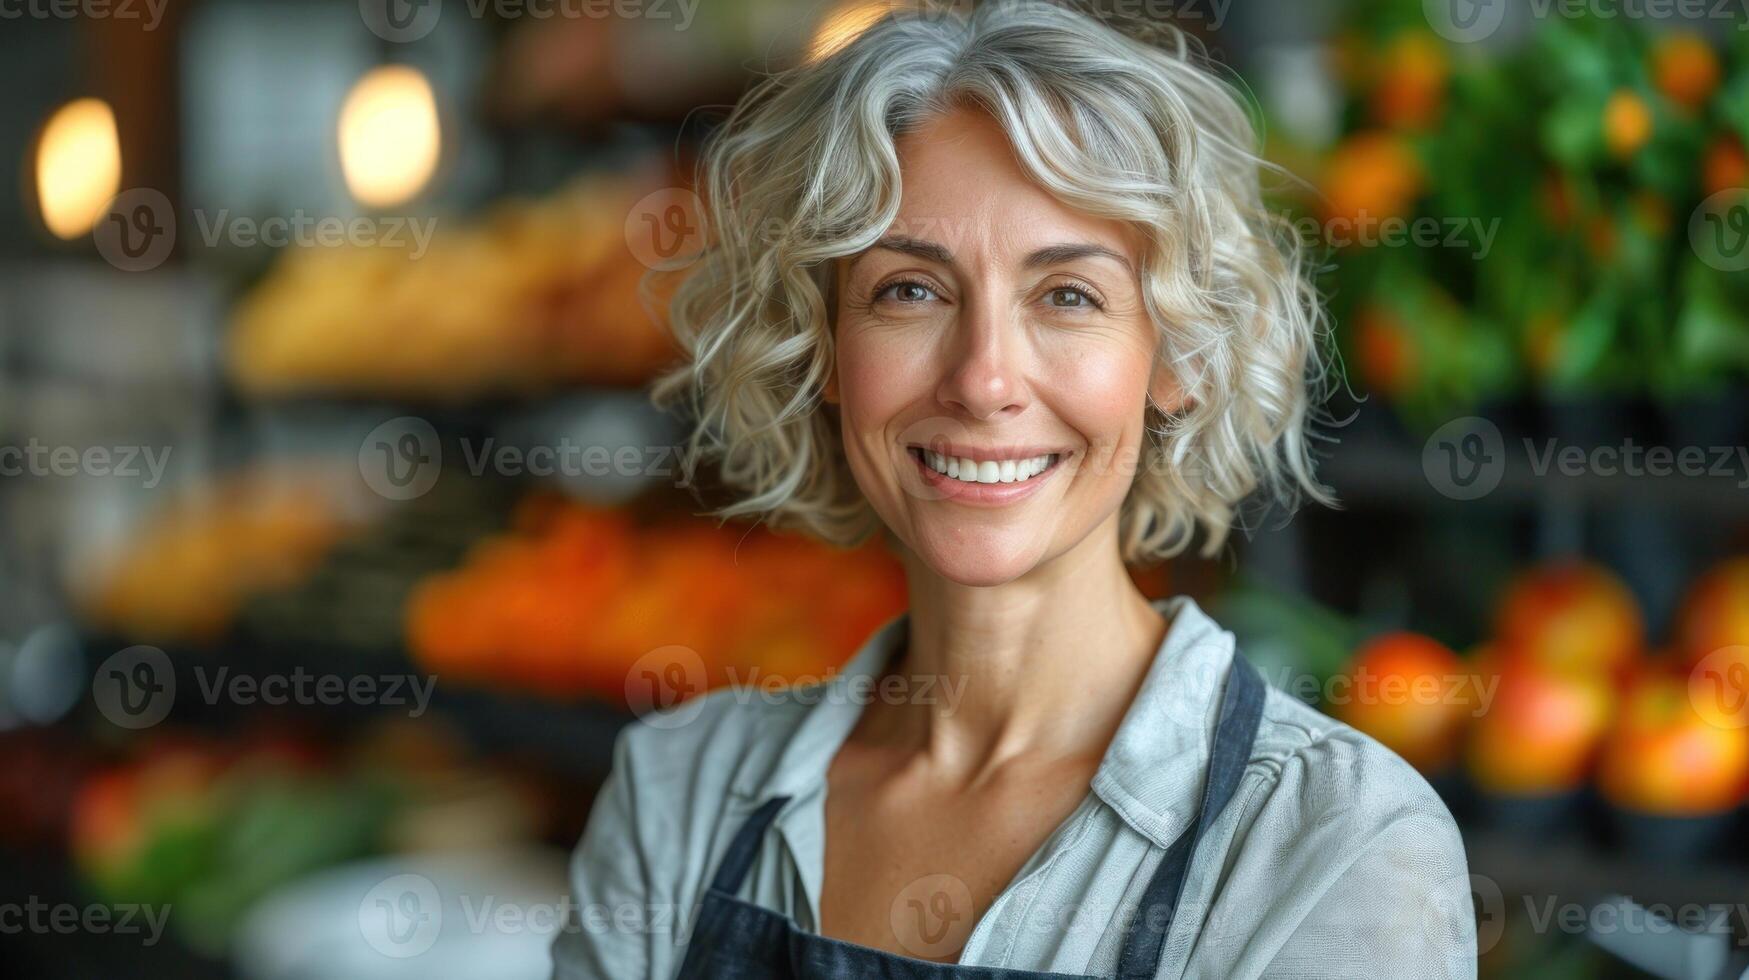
xmin=652 ymin=0 xmax=1332 ymax=562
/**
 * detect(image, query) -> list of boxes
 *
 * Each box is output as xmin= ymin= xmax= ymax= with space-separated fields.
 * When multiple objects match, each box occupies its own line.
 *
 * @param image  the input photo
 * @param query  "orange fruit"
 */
xmin=1599 ymin=669 xmax=1749 ymax=815
xmin=1332 ymin=632 xmax=1471 ymax=772
xmin=1650 ymin=33 xmax=1720 ymax=112
xmin=1703 ymin=134 xmax=1749 ymax=198
xmin=1354 ymin=304 xmax=1418 ymax=396
xmin=1468 ymin=657 xmax=1614 ymax=794
xmin=1604 ymin=90 xmax=1654 ymax=159
xmin=1369 ymin=32 xmax=1448 ymax=130
xmin=1322 ymin=132 xmax=1424 ymax=226
xmin=1494 ymin=562 xmax=1644 ymax=678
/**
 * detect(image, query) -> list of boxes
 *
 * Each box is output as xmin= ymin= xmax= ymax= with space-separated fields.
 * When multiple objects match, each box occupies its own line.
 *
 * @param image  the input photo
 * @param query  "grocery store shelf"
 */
xmin=1465 ymin=831 xmax=1749 ymax=912
xmin=77 ymin=636 xmax=635 ymax=784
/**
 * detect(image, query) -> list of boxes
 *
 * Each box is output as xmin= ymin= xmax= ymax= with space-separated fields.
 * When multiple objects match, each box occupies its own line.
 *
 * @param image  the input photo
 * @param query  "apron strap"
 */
xmin=710 ymin=795 xmax=792 ymax=895
xmin=1115 ymin=652 xmax=1266 ymax=980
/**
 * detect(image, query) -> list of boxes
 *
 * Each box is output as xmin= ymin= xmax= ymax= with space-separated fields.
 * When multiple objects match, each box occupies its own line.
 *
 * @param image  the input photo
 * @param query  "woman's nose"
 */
xmin=934 ymin=297 xmax=1027 ymax=421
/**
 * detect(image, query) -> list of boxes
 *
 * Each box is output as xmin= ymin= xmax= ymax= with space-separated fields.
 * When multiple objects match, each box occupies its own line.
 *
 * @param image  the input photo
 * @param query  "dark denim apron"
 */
xmin=674 ymin=654 xmax=1266 ymax=980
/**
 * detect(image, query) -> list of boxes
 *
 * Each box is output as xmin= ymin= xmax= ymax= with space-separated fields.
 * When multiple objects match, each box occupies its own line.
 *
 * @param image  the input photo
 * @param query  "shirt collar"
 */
xmin=730 ymin=594 xmax=1239 ymax=850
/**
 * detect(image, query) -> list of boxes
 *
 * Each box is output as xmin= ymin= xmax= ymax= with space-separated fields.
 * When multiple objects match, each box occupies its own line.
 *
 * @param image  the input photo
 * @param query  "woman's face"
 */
xmin=830 ymin=107 xmax=1181 ymax=587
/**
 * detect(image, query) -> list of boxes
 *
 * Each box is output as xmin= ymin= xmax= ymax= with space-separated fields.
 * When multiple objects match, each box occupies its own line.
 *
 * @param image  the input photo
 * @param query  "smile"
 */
xmin=909 ymin=447 xmax=1061 ymax=484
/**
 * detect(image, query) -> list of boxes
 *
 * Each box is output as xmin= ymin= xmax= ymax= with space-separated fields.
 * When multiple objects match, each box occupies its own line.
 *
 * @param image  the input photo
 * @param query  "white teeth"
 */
xmin=919 ymin=450 xmax=1059 ymax=485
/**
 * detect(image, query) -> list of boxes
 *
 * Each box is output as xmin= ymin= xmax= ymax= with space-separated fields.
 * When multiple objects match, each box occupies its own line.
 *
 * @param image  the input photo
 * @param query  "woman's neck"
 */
xmin=870 ymin=518 xmax=1170 ymax=788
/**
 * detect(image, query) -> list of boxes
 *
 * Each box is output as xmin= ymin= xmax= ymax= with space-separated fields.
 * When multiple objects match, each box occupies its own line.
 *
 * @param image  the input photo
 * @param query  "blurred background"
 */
xmin=2 ymin=0 xmax=1749 ymax=977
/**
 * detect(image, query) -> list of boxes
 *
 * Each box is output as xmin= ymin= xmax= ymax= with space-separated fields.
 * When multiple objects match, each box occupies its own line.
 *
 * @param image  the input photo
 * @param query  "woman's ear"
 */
xmin=822 ymin=370 xmax=840 ymax=405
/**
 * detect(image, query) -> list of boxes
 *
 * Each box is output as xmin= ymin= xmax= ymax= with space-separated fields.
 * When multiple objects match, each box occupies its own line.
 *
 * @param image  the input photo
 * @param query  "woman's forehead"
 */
xmin=887 ymin=109 xmax=1141 ymax=266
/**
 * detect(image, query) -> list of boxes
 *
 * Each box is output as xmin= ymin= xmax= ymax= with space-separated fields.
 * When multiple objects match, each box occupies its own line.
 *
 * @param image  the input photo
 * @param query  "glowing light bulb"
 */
xmin=35 ymin=98 xmax=122 ymax=240
xmin=338 ymin=65 xmax=441 ymax=209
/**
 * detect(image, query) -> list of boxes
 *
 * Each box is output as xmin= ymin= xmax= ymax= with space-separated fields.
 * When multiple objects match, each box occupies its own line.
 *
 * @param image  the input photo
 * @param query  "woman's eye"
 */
xmin=881 ymin=281 xmax=937 ymax=301
xmin=877 ymin=281 xmax=937 ymax=303
xmin=1047 ymin=287 xmax=1095 ymax=308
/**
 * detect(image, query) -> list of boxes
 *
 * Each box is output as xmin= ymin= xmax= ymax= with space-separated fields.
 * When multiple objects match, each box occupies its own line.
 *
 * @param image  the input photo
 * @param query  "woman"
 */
xmin=552 ymin=3 xmax=1476 ymax=977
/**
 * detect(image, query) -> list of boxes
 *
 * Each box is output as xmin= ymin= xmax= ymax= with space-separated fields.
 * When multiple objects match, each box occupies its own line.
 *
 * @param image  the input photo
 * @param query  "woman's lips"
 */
xmin=905 ymin=447 xmax=1065 ymax=505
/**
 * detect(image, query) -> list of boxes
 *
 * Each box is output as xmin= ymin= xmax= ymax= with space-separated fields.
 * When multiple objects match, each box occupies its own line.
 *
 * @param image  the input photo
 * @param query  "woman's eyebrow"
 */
xmin=868 ymin=236 xmax=955 ymax=264
xmin=1024 ymin=243 xmax=1132 ymax=271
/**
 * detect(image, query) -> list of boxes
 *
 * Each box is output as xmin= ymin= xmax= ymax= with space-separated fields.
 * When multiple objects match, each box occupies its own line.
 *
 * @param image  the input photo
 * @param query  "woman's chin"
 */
xmin=907 ymin=530 xmax=1054 ymax=588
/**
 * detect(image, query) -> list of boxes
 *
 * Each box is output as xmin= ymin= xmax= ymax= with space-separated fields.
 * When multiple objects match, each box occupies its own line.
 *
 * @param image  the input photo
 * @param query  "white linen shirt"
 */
xmin=551 ymin=595 xmax=1477 ymax=979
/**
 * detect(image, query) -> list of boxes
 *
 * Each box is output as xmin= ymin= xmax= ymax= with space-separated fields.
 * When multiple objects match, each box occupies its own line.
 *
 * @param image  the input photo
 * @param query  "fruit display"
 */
xmin=404 ymin=495 xmax=909 ymax=700
xmin=67 ymin=722 xmax=545 ymax=956
xmin=1598 ymin=668 xmax=1749 ymax=816
xmin=1674 ymin=555 xmax=1749 ymax=666
xmin=76 ymin=463 xmax=364 ymax=644
xmin=1492 ymin=562 xmax=1643 ymax=679
xmin=1332 ymin=555 xmax=1749 ymax=839
xmin=226 ymin=172 xmax=680 ymax=399
xmin=1331 ymin=631 xmax=1471 ymax=773
xmin=1466 ymin=656 xmax=1615 ymax=796
xmin=1302 ymin=7 xmax=1749 ymax=425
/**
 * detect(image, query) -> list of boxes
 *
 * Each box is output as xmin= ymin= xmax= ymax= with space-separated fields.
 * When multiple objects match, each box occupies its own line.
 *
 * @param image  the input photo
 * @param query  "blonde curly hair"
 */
xmin=651 ymin=0 xmax=1333 ymax=562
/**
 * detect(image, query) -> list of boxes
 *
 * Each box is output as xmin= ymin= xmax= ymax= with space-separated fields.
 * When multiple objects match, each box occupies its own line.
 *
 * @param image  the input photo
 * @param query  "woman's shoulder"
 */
xmin=605 ymin=668 xmax=857 ymax=822
xmin=1244 ymin=683 xmax=1464 ymax=850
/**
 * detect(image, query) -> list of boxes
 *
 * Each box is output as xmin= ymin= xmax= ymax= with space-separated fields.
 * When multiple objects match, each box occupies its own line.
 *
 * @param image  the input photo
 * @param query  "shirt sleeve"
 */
xmin=550 ymin=727 xmax=659 ymax=980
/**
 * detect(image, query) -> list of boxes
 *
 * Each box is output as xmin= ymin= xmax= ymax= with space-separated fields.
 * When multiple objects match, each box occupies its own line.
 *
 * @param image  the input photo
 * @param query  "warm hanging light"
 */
xmin=338 ymin=65 xmax=440 ymax=209
xmin=35 ymin=98 xmax=123 ymax=240
xmin=809 ymin=1 xmax=894 ymax=62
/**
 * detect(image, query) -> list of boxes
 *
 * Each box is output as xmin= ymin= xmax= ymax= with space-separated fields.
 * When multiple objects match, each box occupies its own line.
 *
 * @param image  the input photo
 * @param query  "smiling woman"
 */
xmin=552 ymin=3 xmax=1476 ymax=979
